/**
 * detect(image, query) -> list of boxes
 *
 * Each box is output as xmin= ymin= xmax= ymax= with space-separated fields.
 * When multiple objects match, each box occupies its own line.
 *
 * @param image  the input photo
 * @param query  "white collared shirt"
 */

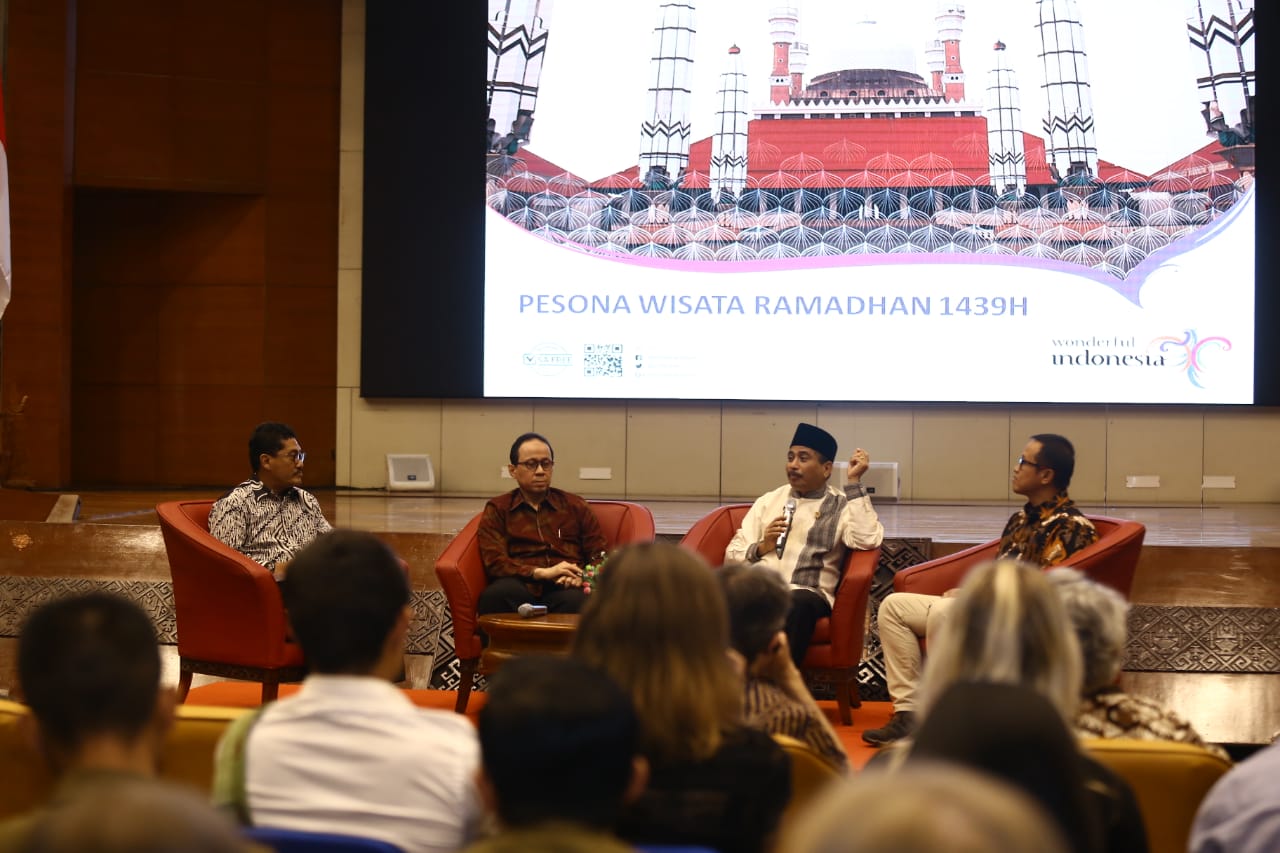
xmin=243 ymin=675 xmax=483 ymax=853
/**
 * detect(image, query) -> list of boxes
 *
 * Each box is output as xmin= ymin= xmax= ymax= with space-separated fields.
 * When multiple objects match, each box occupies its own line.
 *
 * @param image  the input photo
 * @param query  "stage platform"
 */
xmin=1 ymin=490 xmax=1277 ymax=745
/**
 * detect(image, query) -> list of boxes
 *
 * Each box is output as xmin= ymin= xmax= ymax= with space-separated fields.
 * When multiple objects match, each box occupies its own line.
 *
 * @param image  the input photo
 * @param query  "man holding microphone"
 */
xmin=726 ymin=423 xmax=884 ymax=666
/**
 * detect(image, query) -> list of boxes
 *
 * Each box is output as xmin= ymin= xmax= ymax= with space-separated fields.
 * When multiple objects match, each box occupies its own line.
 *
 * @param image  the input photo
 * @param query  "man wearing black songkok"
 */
xmin=726 ymin=423 xmax=884 ymax=666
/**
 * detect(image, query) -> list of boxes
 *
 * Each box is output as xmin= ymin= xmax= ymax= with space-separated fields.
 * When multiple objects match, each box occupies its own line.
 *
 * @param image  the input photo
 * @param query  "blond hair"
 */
xmin=920 ymin=559 xmax=1083 ymax=723
xmin=572 ymin=542 xmax=742 ymax=764
xmin=783 ymin=763 xmax=1070 ymax=853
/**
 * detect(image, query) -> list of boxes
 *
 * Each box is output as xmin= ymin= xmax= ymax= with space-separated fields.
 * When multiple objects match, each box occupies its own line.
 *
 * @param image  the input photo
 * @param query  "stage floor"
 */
xmin=76 ymin=489 xmax=1280 ymax=547
xmin=19 ymin=490 xmax=1280 ymax=745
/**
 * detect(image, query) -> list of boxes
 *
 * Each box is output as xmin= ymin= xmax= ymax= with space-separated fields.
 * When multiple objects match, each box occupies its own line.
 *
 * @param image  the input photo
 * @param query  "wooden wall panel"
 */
xmin=75 ymin=0 xmax=174 ymax=75
xmin=156 ymin=385 xmax=268 ymax=486
xmin=71 ymin=284 xmax=161 ymax=386
xmin=74 ymin=192 xmax=266 ymax=288
xmin=265 ymin=194 xmax=340 ymax=288
xmin=2 ymin=0 xmax=77 ymax=488
xmin=73 ymin=72 xmax=173 ymax=182
xmin=155 ymin=286 xmax=268 ymax=386
xmin=168 ymin=0 xmax=269 ymax=81
xmin=57 ymin=0 xmax=342 ymax=487
xmin=262 ymin=286 xmax=338 ymax=388
xmin=267 ymin=0 xmax=343 ymax=88
xmin=71 ymin=386 xmax=163 ymax=485
xmin=265 ymin=386 xmax=337 ymax=486
xmin=170 ymin=77 xmax=267 ymax=190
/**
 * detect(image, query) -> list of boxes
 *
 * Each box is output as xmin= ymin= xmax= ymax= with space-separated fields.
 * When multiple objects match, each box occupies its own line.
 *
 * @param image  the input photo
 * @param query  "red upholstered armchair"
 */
xmin=433 ymin=500 xmax=657 ymax=713
xmin=679 ymin=504 xmax=881 ymax=725
xmin=156 ymin=500 xmax=306 ymax=703
xmin=893 ymin=516 xmax=1146 ymax=598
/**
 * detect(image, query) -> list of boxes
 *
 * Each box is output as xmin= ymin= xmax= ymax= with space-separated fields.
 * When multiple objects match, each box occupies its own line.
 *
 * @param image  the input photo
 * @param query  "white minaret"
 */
xmin=1035 ymin=0 xmax=1098 ymax=179
xmin=768 ymin=5 xmax=798 ymax=105
xmin=925 ymin=40 xmax=945 ymax=94
xmin=639 ymin=1 xmax=697 ymax=180
xmin=987 ymin=41 xmax=1026 ymax=194
xmin=487 ymin=0 xmax=554 ymax=142
xmin=711 ymin=45 xmax=750 ymax=203
xmin=790 ymin=40 xmax=809 ymax=97
xmin=1186 ymin=0 xmax=1255 ymax=137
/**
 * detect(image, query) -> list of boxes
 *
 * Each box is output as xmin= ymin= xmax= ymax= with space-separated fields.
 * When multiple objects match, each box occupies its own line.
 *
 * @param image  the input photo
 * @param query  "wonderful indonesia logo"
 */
xmin=1051 ymin=329 xmax=1231 ymax=387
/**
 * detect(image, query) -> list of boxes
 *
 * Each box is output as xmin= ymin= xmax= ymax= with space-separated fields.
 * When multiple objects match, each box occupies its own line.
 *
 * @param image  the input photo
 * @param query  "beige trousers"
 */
xmin=877 ymin=592 xmax=955 ymax=712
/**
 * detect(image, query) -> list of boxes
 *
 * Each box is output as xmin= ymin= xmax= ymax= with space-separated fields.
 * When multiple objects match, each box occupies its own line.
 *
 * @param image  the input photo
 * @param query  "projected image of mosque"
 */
xmin=485 ymin=0 xmax=1254 ymax=281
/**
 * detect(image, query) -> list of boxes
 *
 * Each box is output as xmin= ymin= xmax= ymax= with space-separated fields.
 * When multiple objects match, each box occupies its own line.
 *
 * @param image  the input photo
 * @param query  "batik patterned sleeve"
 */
xmin=476 ymin=499 xmax=528 ymax=579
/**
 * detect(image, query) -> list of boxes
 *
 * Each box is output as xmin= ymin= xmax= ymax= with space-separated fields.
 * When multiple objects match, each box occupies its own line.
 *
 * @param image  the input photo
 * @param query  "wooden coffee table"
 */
xmin=477 ymin=612 xmax=580 ymax=675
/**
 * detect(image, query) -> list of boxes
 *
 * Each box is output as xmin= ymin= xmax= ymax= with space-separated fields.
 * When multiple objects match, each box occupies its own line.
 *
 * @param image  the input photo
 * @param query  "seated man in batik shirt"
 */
xmin=476 ymin=432 xmax=607 ymax=615
xmin=864 ymin=433 xmax=1099 ymax=746
xmin=209 ymin=421 xmax=332 ymax=580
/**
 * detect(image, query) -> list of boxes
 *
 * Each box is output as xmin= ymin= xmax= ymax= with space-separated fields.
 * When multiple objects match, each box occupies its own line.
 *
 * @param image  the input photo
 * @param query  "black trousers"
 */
xmin=785 ymin=587 xmax=832 ymax=668
xmin=476 ymin=576 xmax=587 ymax=615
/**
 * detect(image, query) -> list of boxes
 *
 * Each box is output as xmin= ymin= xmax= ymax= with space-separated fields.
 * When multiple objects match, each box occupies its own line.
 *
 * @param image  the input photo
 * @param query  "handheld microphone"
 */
xmin=517 ymin=602 xmax=548 ymax=618
xmin=776 ymin=499 xmax=797 ymax=558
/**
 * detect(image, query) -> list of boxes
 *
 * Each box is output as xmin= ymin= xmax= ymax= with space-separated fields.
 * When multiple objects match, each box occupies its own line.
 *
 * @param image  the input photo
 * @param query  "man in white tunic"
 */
xmin=726 ymin=423 xmax=884 ymax=666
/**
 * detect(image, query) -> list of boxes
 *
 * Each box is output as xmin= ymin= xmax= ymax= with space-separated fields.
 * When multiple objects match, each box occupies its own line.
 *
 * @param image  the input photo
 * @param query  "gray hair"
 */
xmin=1046 ymin=568 xmax=1129 ymax=693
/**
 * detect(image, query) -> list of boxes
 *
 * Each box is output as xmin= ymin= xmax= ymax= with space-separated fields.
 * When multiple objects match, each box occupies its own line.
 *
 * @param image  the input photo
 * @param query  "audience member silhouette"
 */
xmin=0 ymin=593 xmax=238 ymax=850
xmin=213 ymin=530 xmax=482 ymax=852
xmin=719 ymin=562 xmax=848 ymax=771
xmin=465 ymin=656 xmax=647 ymax=853
xmin=1047 ymin=567 xmax=1227 ymax=759
xmin=910 ymin=560 xmax=1149 ymax=853
xmin=1190 ymin=738 xmax=1280 ymax=853
xmin=573 ymin=541 xmax=791 ymax=853
xmin=783 ymin=762 xmax=1070 ymax=853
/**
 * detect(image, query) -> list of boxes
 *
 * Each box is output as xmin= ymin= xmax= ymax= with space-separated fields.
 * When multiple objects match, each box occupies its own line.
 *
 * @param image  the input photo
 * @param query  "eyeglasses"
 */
xmin=515 ymin=459 xmax=555 ymax=471
xmin=276 ymin=450 xmax=306 ymax=464
xmin=1016 ymin=455 xmax=1046 ymax=470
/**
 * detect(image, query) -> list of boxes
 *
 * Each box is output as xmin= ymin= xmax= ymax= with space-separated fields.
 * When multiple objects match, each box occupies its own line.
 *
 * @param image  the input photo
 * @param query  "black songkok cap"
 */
xmin=790 ymin=423 xmax=837 ymax=462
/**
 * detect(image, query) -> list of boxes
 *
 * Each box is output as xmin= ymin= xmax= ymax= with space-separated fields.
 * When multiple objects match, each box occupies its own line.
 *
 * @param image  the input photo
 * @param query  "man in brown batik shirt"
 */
xmin=476 ymin=432 xmax=607 ymax=615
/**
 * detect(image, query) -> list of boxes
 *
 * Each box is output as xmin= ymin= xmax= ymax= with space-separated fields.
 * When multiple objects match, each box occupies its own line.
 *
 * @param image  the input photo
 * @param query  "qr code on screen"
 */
xmin=583 ymin=344 xmax=623 ymax=377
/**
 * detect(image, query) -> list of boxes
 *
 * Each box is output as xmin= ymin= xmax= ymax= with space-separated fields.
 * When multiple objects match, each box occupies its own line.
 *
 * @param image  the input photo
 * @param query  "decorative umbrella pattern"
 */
xmin=486 ymin=143 xmax=1248 ymax=281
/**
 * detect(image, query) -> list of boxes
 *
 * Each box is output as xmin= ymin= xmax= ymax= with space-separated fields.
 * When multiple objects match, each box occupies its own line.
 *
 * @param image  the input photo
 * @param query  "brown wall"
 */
xmin=4 ymin=0 xmax=341 ymax=488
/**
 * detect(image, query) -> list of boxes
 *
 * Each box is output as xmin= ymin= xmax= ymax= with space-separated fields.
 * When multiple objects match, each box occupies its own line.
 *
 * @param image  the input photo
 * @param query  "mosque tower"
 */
xmin=638 ymin=1 xmax=697 ymax=179
xmin=768 ymin=5 xmax=798 ymax=104
xmin=711 ymin=45 xmax=750 ymax=203
xmin=986 ymin=41 xmax=1027 ymax=194
xmin=925 ymin=39 xmax=945 ymax=94
xmin=1186 ymin=0 xmax=1255 ymax=139
xmin=790 ymin=40 xmax=809 ymax=98
xmin=1035 ymin=0 xmax=1098 ymax=179
xmin=935 ymin=3 xmax=966 ymax=101
xmin=486 ymin=0 xmax=554 ymax=141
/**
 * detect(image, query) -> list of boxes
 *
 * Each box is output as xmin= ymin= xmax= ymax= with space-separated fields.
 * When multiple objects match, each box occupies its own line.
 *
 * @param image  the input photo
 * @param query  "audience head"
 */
xmin=784 ymin=761 xmax=1070 ymax=853
xmin=719 ymin=562 xmax=790 ymax=663
xmin=572 ymin=541 xmax=741 ymax=765
xmin=907 ymin=682 xmax=1100 ymax=853
xmin=477 ymin=656 xmax=645 ymax=831
xmin=248 ymin=421 xmax=298 ymax=474
xmin=18 ymin=593 xmax=169 ymax=767
xmin=1046 ymin=568 xmax=1129 ymax=694
xmin=920 ymin=559 xmax=1082 ymax=723
xmin=23 ymin=777 xmax=251 ymax=853
xmin=282 ymin=530 xmax=410 ymax=677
